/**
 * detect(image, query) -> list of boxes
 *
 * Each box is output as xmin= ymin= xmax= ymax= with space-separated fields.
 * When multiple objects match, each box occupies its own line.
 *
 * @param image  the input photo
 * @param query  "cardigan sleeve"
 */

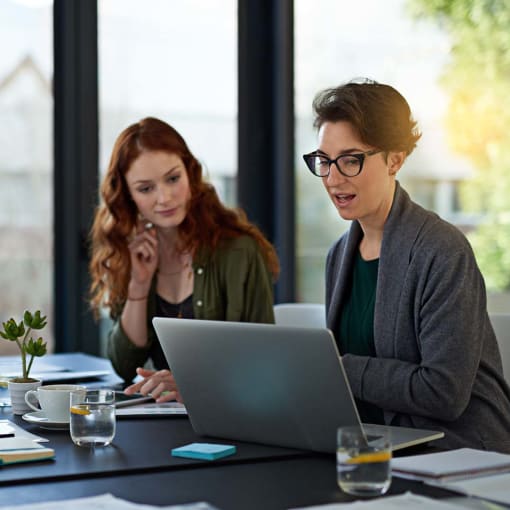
xmin=343 ymin=229 xmax=492 ymax=422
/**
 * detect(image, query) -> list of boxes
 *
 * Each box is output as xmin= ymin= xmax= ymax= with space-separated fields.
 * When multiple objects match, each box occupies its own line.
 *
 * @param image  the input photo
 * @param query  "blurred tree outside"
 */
xmin=408 ymin=0 xmax=510 ymax=290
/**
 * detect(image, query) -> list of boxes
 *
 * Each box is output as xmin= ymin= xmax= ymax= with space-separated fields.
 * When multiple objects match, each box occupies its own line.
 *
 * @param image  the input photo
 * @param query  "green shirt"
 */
xmin=339 ymin=251 xmax=378 ymax=356
xmin=339 ymin=250 xmax=384 ymax=424
xmin=108 ymin=235 xmax=275 ymax=382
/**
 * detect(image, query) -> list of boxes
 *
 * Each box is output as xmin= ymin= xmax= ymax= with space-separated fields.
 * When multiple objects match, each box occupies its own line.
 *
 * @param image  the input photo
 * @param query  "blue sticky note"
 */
xmin=171 ymin=442 xmax=236 ymax=461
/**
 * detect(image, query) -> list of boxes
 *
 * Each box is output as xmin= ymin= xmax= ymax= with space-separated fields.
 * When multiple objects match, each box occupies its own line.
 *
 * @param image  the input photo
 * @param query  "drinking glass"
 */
xmin=337 ymin=425 xmax=391 ymax=497
xmin=70 ymin=389 xmax=116 ymax=447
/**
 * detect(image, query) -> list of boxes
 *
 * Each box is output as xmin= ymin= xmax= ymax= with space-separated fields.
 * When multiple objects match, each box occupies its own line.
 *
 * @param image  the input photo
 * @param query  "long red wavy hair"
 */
xmin=89 ymin=117 xmax=279 ymax=318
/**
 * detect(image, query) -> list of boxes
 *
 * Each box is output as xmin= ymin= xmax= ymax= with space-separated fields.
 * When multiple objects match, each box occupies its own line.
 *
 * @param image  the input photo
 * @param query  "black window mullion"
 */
xmin=238 ymin=0 xmax=295 ymax=303
xmin=53 ymin=0 xmax=99 ymax=353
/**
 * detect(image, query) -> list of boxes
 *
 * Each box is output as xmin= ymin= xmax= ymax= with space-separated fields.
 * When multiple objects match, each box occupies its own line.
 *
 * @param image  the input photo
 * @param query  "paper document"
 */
xmin=0 ymin=493 xmax=217 ymax=510
xmin=0 ymin=438 xmax=47 ymax=451
xmin=0 ymin=419 xmax=48 ymax=442
xmin=442 ymin=471 xmax=510 ymax=506
xmin=0 ymin=357 xmax=110 ymax=384
xmin=116 ymin=402 xmax=187 ymax=417
xmin=0 ymin=359 xmax=66 ymax=377
xmin=391 ymin=448 xmax=510 ymax=482
xmin=290 ymin=491 xmax=465 ymax=509
xmin=28 ymin=370 xmax=111 ymax=383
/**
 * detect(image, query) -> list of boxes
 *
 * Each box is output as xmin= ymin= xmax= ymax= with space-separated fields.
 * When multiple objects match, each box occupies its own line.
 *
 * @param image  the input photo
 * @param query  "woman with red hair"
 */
xmin=89 ymin=117 xmax=279 ymax=401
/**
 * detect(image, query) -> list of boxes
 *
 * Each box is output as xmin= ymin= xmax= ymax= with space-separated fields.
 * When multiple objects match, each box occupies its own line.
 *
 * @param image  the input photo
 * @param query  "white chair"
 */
xmin=273 ymin=303 xmax=326 ymax=328
xmin=489 ymin=313 xmax=510 ymax=381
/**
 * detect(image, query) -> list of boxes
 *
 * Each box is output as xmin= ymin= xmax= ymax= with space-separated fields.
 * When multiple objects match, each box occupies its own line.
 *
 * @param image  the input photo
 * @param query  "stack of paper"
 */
xmin=392 ymin=448 xmax=510 ymax=483
xmin=0 ymin=437 xmax=54 ymax=465
xmin=0 ymin=494 xmax=217 ymax=510
xmin=291 ymin=492 xmax=465 ymax=509
xmin=391 ymin=449 xmax=510 ymax=507
xmin=115 ymin=402 xmax=187 ymax=416
xmin=443 ymin=472 xmax=510 ymax=506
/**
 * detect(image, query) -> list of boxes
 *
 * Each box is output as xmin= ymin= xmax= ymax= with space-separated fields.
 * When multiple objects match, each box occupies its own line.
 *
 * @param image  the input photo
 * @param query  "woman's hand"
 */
xmin=128 ymin=222 xmax=159 ymax=289
xmin=124 ymin=367 xmax=182 ymax=403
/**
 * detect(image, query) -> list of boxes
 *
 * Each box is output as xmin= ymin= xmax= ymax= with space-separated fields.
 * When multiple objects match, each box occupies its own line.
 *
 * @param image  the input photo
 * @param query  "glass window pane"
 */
xmin=295 ymin=0 xmax=510 ymax=311
xmin=98 ymin=0 xmax=237 ymax=204
xmin=98 ymin=0 xmax=237 ymax=353
xmin=0 ymin=0 xmax=54 ymax=355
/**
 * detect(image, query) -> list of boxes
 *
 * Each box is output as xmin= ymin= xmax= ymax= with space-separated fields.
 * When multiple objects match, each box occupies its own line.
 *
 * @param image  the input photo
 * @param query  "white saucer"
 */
xmin=22 ymin=411 xmax=69 ymax=430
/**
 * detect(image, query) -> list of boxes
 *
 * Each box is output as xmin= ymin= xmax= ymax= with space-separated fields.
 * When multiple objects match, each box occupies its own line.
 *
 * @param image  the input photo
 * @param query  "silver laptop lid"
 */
xmin=153 ymin=318 xmax=444 ymax=453
xmin=153 ymin=318 xmax=362 ymax=452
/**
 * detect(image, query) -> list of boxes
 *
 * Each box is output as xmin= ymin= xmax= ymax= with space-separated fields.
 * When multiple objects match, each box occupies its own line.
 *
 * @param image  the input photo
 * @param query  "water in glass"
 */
xmin=70 ymin=389 xmax=115 ymax=447
xmin=337 ymin=426 xmax=391 ymax=497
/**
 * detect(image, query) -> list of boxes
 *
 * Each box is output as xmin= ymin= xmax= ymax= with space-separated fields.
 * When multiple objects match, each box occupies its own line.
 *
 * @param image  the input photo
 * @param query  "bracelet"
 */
xmin=127 ymin=295 xmax=148 ymax=301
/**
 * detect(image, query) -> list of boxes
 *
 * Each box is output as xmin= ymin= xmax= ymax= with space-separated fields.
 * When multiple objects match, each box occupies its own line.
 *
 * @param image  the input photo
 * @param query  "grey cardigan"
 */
xmin=326 ymin=182 xmax=510 ymax=452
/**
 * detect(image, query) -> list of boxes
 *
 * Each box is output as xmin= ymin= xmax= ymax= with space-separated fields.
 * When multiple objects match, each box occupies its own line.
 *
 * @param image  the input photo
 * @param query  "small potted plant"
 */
xmin=0 ymin=310 xmax=48 ymax=415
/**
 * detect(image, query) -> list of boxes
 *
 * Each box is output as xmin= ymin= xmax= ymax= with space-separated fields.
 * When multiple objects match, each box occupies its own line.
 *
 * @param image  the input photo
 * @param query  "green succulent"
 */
xmin=0 ymin=310 xmax=48 ymax=382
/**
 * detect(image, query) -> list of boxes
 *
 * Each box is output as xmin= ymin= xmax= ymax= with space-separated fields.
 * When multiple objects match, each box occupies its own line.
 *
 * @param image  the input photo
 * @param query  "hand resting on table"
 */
xmin=124 ymin=367 xmax=183 ymax=403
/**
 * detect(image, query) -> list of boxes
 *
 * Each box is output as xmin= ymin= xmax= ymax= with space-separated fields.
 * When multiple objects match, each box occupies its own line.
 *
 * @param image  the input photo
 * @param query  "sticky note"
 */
xmin=171 ymin=442 xmax=236 ymax=461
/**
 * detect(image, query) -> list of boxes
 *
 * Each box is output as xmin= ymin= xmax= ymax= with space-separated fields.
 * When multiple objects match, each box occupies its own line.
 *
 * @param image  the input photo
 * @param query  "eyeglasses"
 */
xmin=302 ymin=150 xmax=381 ymax=178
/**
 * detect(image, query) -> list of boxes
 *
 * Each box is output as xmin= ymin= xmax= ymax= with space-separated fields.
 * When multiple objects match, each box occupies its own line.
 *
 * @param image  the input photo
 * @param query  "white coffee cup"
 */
xmin=24 ymin=384 xmax=87 ymax=422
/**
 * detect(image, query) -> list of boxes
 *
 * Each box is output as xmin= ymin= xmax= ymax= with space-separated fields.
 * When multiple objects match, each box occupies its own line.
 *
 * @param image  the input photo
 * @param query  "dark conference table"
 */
xmin=0 ymin=353 xmax=460 ymax=510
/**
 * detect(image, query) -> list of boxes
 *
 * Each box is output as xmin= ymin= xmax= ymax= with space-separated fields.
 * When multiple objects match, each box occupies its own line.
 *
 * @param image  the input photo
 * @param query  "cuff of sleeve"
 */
xmin=341 ymin=354 xmax=370 ymax=400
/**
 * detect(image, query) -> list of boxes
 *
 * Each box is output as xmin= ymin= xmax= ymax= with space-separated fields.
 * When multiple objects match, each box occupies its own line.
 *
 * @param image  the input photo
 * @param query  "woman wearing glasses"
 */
xmin=89 ymin=117 xmax=279 ymax=400
xmin=303 ymin=80 xmax=510 ymax=452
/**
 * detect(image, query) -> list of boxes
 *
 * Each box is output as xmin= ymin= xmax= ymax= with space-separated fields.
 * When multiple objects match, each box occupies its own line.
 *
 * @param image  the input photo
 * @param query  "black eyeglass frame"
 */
xmin=302 ymin=149 xmax=381 ymax=178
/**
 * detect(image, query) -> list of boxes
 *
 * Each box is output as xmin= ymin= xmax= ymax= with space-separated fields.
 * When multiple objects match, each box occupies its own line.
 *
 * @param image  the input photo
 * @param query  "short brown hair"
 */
xmin=312 ymin=79 xmax=421 ymax=155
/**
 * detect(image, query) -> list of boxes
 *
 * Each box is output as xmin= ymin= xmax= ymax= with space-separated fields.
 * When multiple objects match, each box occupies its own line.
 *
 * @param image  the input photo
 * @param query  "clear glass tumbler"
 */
xmin=70 ymin=389 xmax=116 ymax=447
xmin=337 ymin=425 xmax=392 ymax=497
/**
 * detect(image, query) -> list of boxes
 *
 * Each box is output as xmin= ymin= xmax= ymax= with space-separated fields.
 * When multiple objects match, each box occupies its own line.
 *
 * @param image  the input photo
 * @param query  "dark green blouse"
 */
xmin=338 ymin=250 xmax=384 ymax=424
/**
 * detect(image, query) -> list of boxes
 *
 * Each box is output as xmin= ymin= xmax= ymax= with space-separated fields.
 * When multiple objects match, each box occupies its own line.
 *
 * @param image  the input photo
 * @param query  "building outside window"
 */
xmin=1 ymin=0 xmax=507 ymax=360
xmin=0 ymin=0 xmax=53 ymax=355
xmin=97 ymin=0 xmax=237 ymax=353
xmin=295 ymin=0 xmax=510 ymax=311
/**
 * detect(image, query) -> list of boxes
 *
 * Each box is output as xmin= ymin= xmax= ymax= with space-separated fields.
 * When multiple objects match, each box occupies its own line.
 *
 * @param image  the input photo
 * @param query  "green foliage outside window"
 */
xmin=408 ymin=0 xmax=510 ymax=290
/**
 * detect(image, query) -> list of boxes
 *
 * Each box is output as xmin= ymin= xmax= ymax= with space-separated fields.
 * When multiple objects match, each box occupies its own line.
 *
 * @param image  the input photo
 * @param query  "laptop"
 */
xmin=153 ymin=318 xmax=444 ymax=453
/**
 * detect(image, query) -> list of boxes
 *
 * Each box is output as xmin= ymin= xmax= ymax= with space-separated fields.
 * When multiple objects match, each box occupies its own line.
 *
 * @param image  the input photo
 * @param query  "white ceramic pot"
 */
xmin=8 ymin=379 xmax=42 ymax=415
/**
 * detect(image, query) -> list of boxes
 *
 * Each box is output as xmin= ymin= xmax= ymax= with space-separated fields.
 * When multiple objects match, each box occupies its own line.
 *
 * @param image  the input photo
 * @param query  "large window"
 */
xmin=98 ymin=0 xmax=237 ymax=204
xmin=97 ymin=0 xmax=237 ymax=352
xmin=295 ymin=0 xmax=510 ymax=311
xmin=0 ymin=0 xmax=53 ymax=354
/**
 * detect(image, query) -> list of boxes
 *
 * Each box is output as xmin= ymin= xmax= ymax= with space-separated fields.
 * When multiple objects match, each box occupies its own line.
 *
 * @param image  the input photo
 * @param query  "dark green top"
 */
xmin=339 ymin=250 xmax=384 ymax=424
xmin=108 ymin=235 xmax=275 ymax=382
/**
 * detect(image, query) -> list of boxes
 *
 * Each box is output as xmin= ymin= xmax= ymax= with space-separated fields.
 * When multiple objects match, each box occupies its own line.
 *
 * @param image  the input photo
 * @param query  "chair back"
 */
xmin=274 ymin=303 xmax=326 ymax=328
xmin=489 ymin=312 xmax=510 ymax=380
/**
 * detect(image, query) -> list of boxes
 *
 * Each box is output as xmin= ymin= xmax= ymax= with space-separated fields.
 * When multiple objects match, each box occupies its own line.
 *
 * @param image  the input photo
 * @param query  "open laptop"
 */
xmin=153 ymin=318 xmax=444 ymax=453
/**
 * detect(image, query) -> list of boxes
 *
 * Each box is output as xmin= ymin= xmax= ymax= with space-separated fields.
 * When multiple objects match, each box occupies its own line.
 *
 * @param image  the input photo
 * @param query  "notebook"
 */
xmin=0 ymin=438 xmax=55 ymax=465
xmin=153 ymin=318 xmax=444 ymax=453
xmin=391 ymin=448 xmax=510 ymax=483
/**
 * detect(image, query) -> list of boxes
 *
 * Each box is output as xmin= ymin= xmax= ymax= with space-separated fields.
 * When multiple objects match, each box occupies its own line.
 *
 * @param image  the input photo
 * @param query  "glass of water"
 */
xmin=70 ymin=389 xmax=116 ymax=447
xmin=337 ymin=425 xmax=391 ymax=497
